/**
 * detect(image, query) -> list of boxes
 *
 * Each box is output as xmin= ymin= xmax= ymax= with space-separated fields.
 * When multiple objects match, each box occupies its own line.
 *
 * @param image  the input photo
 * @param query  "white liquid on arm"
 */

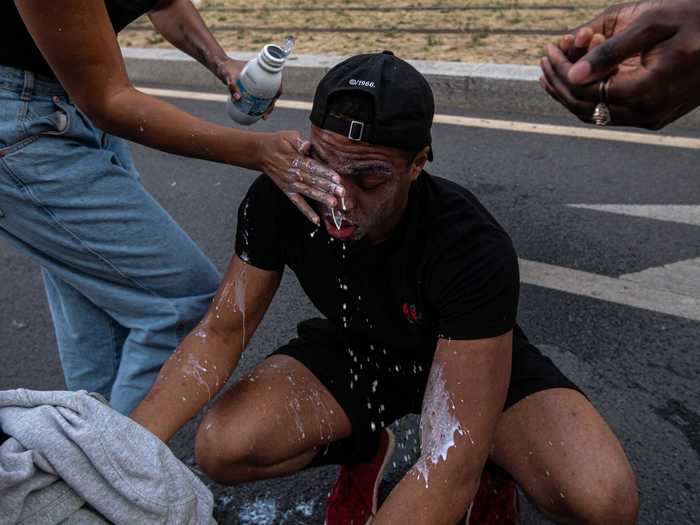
xmin=414 ymin=363 xmax=465 ymax=488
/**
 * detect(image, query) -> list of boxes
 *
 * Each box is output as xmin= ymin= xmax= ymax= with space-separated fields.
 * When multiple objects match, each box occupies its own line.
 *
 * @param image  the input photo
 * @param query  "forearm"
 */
xmin=149 ymin=0 xmax=230 ymax=80
xmin=130 ymin=325 xmax=244 ymax=442
xmin=375 ymin=335 xmax=513 ymax=523
xmin=373 ymin=458 xmax=481 ymax=525
xmin=132 ymin=258 xmax=280 ymax=442
xmin=91 ymin=86 xmax=262 ymax=169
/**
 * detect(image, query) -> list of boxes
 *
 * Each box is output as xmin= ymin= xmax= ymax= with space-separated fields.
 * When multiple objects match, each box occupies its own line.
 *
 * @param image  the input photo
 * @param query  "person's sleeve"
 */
xmin=429 ymin=230 xmax=520 ymax=340
xmin=234 ymin=175 xmax=287 ymax=272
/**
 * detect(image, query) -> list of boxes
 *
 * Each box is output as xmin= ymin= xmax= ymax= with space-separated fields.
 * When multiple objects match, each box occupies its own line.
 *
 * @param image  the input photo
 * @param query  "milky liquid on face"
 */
xmin=311 ymin=146 xmax=357 ymax=235
xmin=331 ymin=207 xmax=343 ymax=230
xmin=312 ymin=124 xmax=411 ymax=240
xmin=329 ymin=193 xmax=349 ymax=231
xmin=415 ymin=363 xmax=465 ymax=488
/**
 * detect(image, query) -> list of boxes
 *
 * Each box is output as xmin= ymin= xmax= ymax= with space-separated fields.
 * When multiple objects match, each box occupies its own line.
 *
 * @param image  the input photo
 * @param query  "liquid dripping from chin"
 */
xmin=331 ymin=207 xmax=343 ymax=230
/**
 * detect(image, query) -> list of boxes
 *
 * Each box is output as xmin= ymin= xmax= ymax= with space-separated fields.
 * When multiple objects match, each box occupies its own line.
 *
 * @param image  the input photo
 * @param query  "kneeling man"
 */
xmin=132 ymin=52 xmax=639 ymax=525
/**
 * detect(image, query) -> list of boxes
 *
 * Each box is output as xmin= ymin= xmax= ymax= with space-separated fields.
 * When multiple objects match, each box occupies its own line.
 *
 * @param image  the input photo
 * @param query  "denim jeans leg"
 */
xmin=42 ymin=267 xmax=127 ymax=398
xmin=0 ymin=70 xmax=220 ymax=415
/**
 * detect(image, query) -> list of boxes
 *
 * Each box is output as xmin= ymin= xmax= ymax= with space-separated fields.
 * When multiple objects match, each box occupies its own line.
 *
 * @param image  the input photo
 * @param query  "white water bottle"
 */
xmin=226 ymin=37 xmax=294 ymax=125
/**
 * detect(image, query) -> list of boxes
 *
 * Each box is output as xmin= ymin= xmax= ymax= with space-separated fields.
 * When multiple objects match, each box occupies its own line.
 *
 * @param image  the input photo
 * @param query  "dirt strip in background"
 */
xmin=118 ymin=0 xmax=613 ymax=64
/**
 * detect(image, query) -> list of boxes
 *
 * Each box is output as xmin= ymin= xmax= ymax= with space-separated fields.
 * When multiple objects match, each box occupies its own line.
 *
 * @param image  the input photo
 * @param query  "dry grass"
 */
xmin=119 ymin=1 xmax=613 ymax=64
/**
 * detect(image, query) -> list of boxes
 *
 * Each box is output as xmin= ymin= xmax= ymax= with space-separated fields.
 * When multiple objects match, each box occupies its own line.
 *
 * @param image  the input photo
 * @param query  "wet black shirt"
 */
xmin=0 ymin=1 xmax=158 ymax=78
xmin=236 ymin=172 xmax=520 ymax=361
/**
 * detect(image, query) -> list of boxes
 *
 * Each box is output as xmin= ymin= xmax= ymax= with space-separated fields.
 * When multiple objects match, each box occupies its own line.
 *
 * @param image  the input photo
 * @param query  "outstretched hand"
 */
xmin=256 ymin=131 xmax=345 ymax=225
xmin=540 ymin=0 xmax=700 ymax=130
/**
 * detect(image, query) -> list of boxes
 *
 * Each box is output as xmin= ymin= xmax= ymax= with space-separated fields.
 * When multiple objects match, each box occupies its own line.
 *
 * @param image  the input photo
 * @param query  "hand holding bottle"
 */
xmin=227 ymin=36 xmax=295 ymax=125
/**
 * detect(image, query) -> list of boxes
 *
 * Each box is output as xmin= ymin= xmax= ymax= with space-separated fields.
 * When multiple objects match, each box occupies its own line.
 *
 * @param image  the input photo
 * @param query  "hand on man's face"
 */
xmin=309 ymin=126 xmax=419 ymax=244
xmin=540 ymin=0 xmax=700 ymax=130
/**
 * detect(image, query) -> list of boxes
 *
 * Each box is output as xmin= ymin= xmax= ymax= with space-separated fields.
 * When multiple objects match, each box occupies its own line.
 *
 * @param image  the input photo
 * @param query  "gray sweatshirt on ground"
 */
xmin=0 ymin=389 xmax=216 ymax=525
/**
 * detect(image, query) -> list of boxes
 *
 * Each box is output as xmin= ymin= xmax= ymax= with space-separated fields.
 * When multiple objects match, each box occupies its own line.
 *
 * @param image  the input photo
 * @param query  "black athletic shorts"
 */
xmin=270 ymin=318 xmax=583 ymax=463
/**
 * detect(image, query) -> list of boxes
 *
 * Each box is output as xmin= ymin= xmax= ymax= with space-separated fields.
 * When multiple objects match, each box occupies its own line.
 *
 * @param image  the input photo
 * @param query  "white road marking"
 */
xmin=139 ymin=86 xmax=700 ymax=321
xmin=139 ymin=87 xmax=225 ymax=102
xmin=432 ymin=116 xmax=700 ymax=150
xmin=138 ymin=87 xmax=700 ymax=150
xmin=621 ymin=258 xmax=700 ymax=299
xmin=568 ymin=204 xmax=700 ymax=227
xmin=519 ymin=259 xmax=700 ymax=322
xmin=139 ymin=87 xmax=312 ymax=110
xmin=569 ymin=204 xmax=699 ymax=301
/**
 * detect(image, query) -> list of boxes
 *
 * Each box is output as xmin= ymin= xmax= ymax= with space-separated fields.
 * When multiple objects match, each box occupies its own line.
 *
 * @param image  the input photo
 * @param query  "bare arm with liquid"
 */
xmin=130 ymin=256 xmax=281 ymax=442
xmin=373 ymin=333 xmax=512 ymax=525
xmin=14 ymin=0 xmax=343 ymax=223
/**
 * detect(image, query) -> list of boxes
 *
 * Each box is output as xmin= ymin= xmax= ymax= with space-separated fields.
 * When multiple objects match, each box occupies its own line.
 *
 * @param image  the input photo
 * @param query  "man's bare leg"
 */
xmin=194 ymin=354 xmax=352 ymax=485
xmin=490 ymin=388 xmax=639 ymax=525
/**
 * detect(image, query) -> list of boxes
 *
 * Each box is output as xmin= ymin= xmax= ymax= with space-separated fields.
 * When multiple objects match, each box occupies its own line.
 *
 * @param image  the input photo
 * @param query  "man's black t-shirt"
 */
xmin=0 ymin=1 xmax=158 ymax=78
xmin=236 ymin=172 xmax=521 ymax=361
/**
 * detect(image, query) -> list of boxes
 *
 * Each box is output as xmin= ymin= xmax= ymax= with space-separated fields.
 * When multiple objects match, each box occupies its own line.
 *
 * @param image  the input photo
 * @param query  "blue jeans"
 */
xmin=0 ymin=65 xmax=220 ymax=414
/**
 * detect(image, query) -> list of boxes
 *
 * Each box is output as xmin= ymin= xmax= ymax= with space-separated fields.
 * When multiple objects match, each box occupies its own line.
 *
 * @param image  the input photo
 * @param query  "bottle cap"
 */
xmin=260 ymin=44 xmax=288 ymax=71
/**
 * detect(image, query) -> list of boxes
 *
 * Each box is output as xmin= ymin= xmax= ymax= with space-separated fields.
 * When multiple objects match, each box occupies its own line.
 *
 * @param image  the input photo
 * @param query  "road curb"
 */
xmin=123 ymin=47 xmax=700 ymax=129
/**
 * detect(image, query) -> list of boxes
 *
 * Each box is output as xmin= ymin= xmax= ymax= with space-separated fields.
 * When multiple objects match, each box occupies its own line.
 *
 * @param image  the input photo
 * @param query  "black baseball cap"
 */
xmin=310 ymin=51 xmax=434 ymax=161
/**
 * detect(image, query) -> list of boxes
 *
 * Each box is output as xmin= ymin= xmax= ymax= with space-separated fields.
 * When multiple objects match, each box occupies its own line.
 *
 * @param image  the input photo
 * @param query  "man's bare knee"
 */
xmin=194 ymin=406 xmax=309 ymax=485
xmin=582 ymin=469 xmax=639 ymax=525
xmin=194 ymin=411 xmax=260 ymax=485
xmin=546 ymin=465 xmax=639 ymax=525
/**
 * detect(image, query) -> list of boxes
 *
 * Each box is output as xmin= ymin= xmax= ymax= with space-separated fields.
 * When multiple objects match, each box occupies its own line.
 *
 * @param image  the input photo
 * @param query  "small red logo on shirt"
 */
xmin=402 ymin=303 xmax=420 ymax=324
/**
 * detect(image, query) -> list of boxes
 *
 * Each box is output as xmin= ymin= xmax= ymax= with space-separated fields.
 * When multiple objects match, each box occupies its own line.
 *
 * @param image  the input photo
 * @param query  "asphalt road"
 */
xmin=1 ymin=93 xmax=698 ymax=524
